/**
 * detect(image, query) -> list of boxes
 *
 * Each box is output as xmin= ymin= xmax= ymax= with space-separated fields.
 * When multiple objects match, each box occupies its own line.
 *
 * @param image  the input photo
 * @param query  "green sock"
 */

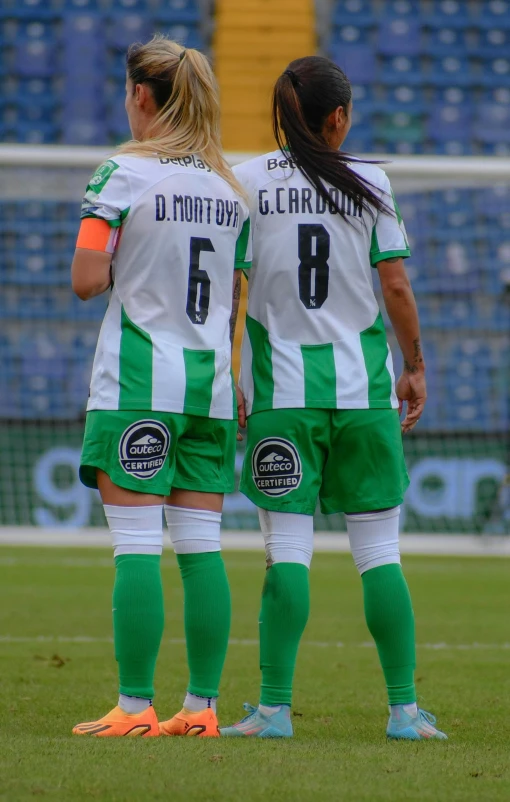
xmin=361 ymin=563 xmax=416 ymax=705
xmin=259 ymin=563 xmax=310 ymax=707
xmin=113 ymin=554 xmax=164 ymax=699
xmin=177 ymin=551 xmax=231 ymax=699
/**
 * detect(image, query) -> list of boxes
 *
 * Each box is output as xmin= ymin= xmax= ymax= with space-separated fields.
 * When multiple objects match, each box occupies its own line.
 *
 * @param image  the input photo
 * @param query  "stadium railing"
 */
xmin=0 ymin=145 xmax=508 ymax=536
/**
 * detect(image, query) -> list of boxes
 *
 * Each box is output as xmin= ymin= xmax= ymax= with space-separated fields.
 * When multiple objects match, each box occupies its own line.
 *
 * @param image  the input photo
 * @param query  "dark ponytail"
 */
xmin=272 ymin=56 xmax=388 ymax=219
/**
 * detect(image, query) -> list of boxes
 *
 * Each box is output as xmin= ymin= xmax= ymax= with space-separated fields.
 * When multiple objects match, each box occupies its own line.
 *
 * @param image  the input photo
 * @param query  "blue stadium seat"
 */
xmin=62 ymin=13 xmax=105 ymax=77
xmin=473 ymin=27 xmax=510 ymax=57
xmin=152 ymin=0 xmax=201 ymax=24
xmin=330 ymin=44 xmax=376 ymax=83
xmin=1 ymin=122 xmax=59 ymax=144
xmin=479 ymin=0 xmax=510 ymax=29
xmin=427 ymin=104 xmax=472 ymax=141
xmin=108 ymin=94 xmax=130 ymax=138
xmin=473 ymin=104 xmax=510 ymax=144
xmin=385 ymin=85 xmax=425 ymax=114
xmin=435 ymin=86 xmax=469 ymax=105
xmin=154 ymin=24 xmax=203 ymax=49
xmin=332 ymin=0 xmax=376 ymax=26
xmin=479 ymin=57 xmax=510 ymax=87
xmin=62 ymin=119 xmax=107 ymax=146
xmin=107 ymin=13 xmax=151 ymax=50
xmin=343 ymin=131 xmax=375 ymax=153
xmin=382 ymin=0 xmax=422 ymax=16
xmin=3 ymin=19 xmax=57 ymax=45
xmin=427 ymin=26 xmax=469 ymax=56
xmin=67 ymin=0 xmax=103 ymax=9
xmin=377 ymin=18 xmax=421 ymax=56
xmin=431 ymin=141 xmax=474 ymax=155
xmin=332 ymin=24 xmax=373 ymax=46
xmin=14 ymin=39 xmax=56 ymax=77
xmin=481 ymin=142 xmax=510 ymax=155
xmin=425 ymin=56 xmax=473 ymax=86
xmin=380 ymin=56 xmax=423 ymax=85
xmin=425 ymin=0 xmax=472 ymax=28
xmin=7 ymin=0 xmax=59 ymax=20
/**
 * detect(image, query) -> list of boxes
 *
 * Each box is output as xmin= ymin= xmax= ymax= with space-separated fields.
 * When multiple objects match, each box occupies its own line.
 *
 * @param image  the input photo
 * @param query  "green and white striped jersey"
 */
xmin=81 ymin=154 xmax=251 ymax=419
xmin=233 ymin=151 xmax=410 ymax=416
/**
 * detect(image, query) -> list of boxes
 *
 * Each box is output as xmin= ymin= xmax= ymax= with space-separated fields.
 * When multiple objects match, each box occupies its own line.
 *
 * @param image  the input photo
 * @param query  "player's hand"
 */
xmin=236 ymin=385 xmax=246 ymax=441
xmin=396 ymin=370 xmax=426 ymax=434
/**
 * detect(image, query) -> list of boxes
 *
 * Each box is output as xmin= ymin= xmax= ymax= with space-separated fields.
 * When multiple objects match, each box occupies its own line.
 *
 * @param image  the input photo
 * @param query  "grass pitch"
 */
xmin=0 ymin=547 xmax=509 ymax=802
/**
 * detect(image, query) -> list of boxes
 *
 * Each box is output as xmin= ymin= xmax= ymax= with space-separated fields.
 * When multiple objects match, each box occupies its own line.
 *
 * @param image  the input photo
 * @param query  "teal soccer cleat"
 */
xmin=387 ymin=705 xmax=448 ymax=740
xmin=220 ymin=703 xmax=293 ymax=738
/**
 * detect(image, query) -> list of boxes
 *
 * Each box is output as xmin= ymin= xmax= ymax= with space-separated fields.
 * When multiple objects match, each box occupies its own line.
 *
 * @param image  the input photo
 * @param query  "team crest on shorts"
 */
xmin=119 ymin=420 xmax=170 ymax=480
xmin=252 ymin=437 xmax=302 ymax=497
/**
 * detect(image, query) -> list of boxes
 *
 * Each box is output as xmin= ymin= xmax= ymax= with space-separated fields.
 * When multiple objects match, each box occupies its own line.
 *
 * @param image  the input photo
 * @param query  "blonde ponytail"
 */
xmin=118 ymin=35 xmax=244 ymax=198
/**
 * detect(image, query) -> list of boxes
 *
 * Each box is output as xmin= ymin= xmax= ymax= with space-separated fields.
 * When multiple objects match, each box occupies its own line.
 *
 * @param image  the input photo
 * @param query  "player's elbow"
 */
xmin=381 ymin=280 xmax=410 ymax=300
xmin=71 ymin=250 xmax=111 ymax=300
xmin=72 ymin=274 xmax=99 ymax=300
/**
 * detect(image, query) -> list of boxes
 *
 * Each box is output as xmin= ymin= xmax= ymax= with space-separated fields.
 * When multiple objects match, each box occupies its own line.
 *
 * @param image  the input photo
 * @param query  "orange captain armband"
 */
xmin=76 ymin=217 xmax=120 ymax=254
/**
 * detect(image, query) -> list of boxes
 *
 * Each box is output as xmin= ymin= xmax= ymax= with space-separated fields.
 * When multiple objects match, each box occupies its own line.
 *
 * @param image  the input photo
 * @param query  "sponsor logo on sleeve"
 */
xmin=119 ymin=420 xmax=170 ymax=480
xmin=87 ymin=160 xmax=119 ymax=194
xmin=252 ymin=437 xmax=302 ymax=497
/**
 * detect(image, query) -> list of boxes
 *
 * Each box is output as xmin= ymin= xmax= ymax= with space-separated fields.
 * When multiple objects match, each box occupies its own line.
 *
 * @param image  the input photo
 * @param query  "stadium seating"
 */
xmin=0 ymin=0 xmax=508 ymax=436
xmin=0 ymin=0 xmax=208 ymax=146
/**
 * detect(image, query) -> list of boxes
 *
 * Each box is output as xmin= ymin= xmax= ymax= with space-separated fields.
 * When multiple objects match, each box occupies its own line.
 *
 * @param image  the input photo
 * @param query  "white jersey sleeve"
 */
xmin=369 ymin=173 xmax=410 ymax=265
xmin=81 ymin=159 xmax=132 ymax=229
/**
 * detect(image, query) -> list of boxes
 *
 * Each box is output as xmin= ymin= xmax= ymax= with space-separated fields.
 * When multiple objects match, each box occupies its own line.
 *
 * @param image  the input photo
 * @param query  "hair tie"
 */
xmin=179 ymin=48 xmax=187 ymax=62
xmin=284 ymin=69 xmax=300 ymax=88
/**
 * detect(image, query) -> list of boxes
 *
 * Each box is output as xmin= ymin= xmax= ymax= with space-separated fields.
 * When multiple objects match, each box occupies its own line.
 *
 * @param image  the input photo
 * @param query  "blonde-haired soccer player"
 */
xmin=222 ymin=56 xmax=446 ymax=741
xmin=71 ymin=36 xmax=251 ymax=737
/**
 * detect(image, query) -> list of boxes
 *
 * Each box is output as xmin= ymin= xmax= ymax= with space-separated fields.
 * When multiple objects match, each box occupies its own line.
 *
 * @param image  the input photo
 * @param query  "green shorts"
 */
xmin=80 ymin=410 xmax=237 ymax=496
xmin=240 ymin=408 xmax=409 ymax=515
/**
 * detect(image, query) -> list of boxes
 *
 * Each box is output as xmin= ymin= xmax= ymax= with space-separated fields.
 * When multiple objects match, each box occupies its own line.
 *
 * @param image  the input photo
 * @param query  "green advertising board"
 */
xmin=0 ymin=424 xmax=508 ymax=533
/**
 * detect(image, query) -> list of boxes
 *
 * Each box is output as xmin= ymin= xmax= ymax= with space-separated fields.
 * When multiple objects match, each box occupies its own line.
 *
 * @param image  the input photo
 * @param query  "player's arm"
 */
xmin=230 ymin=269 xmax=246 ymax=431
xmin=71 ymin=218 xmax=118 ymax=300
xmin=377 ymin=257 xmax=426 ymax=434
xmin=230 ymin=269 xmax=242 ymax=347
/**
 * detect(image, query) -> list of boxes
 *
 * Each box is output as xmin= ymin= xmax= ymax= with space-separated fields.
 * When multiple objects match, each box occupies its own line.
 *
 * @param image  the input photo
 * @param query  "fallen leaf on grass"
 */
xmin=209 ymin=755 xmax=223 ymax=763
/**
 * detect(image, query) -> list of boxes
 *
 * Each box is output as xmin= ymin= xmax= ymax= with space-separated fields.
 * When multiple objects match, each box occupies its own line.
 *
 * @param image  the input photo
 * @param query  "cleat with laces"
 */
xmin=159 ymin=707 xmax=220 ymax=737
xmin=220 ymin=703 xmax=293 ymax=738
xmin=387 ymin=705 xmax=448 ymax=740
xmin=72 ymin=705 xmax=159 ymax=737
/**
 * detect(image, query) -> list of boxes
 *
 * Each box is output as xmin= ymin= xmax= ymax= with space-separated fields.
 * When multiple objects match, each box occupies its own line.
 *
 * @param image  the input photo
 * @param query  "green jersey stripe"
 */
xmin=301 ymin=343 xmax=337 ymax=407
xmin=370 ymin=248 xmax=411 ymax=265
xmin=119 ymin=305 xmax=153 ymax=409
xmin=360 ymin=312 xmax=393 ymax=409
xmin=183 ymin=349 xmax=216 ymax=415
xmin=235 ymin=218 xmax=251 ymax=268
xmin=246 ymin=314 xmax=274 ymax=411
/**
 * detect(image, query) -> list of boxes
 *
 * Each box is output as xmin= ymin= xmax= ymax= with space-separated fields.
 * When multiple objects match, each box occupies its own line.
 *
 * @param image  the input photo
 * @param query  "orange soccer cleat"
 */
xmin=72 ymin=705 xmax=159 ymax=737
xmin=159 ymin=707 xmax=220 ymax=737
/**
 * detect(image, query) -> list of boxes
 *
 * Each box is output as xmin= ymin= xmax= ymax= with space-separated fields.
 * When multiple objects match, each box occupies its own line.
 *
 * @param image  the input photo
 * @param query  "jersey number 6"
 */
xmin=298 ymin=223 xmax=330 ymax=309
xmin=186 ymin=236 xmax=215 ymax=325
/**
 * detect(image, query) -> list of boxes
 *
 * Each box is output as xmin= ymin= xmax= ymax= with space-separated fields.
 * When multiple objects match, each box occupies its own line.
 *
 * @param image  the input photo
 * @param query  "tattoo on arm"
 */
xmin=230 ymin=271 xmax=242 ymax=346
xmin=404 ymin=338 xmax=424 ymax=373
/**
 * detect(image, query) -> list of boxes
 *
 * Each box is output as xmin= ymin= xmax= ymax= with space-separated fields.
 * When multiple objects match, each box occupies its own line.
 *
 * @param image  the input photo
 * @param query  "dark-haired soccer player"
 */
xmin=221 ymin=56 xmax=446 ymax=741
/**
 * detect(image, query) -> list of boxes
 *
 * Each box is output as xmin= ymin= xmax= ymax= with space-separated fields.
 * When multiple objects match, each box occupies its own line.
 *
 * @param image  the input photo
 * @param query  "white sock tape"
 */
xmin=258 ymin=508 xmax=314 ymax=568
xmin=345 ymin=506 xmax=401 ymax=575
xmin=165 ymin=505 xmax=222 ymax=554
xmin=103 ymin=504 xmax=163 ymax=557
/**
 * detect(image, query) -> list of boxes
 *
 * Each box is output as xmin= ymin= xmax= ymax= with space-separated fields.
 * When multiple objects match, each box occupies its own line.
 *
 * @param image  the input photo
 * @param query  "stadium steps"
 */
xmin=214 ymin=0 xmax=316 ymax=153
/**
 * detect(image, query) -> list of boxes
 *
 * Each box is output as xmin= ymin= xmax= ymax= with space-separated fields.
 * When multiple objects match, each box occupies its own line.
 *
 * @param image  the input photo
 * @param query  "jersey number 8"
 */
xmin=298 ymin=223 xmax=330 ymax=310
